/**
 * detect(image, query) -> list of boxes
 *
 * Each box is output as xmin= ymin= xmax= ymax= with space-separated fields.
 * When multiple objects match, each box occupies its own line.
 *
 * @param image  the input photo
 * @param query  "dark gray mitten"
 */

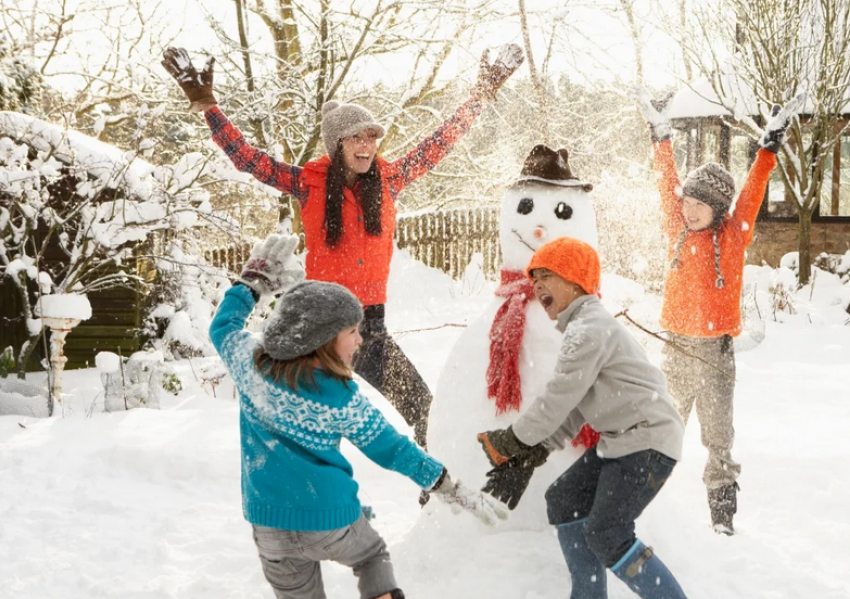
xmin=161 ymin=47 xmax=217 ymax=112
xmin=482 ymin=444 xmax=549 ymax=510
xmin=760 ymin=91 xmax=806 ymax=154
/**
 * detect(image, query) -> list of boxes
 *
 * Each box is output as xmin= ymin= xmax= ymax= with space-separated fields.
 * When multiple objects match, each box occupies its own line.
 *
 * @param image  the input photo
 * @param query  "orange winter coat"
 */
xmin=654 ymin=140 xmax=776 ymax=338
xmin=298 ymin=155 xmax=399 ymax=306
xmin=207 ymin=99 xmax=483 ymax=306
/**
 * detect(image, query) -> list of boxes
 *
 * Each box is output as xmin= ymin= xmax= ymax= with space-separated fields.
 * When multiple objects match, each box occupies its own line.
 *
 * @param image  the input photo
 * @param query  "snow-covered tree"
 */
xmin=0 ymin=109 xmax=240 ymax=376
xmin=0 ymin=35 xmax=41 ymax=113
xmin=684 ymin=0 xmax=850 ymax=285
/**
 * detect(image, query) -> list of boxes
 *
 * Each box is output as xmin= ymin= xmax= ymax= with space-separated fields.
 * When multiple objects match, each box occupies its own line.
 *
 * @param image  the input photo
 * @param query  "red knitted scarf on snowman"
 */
xmin=485 ymin=268 xmax=600 ymax=449
xmin=486 ymin=269 xmax=535 ymax=415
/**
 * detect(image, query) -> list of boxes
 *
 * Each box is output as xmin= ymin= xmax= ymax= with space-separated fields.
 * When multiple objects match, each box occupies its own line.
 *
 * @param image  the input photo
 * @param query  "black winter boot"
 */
xmin=708 ymin=482 xmax=739 ymax=535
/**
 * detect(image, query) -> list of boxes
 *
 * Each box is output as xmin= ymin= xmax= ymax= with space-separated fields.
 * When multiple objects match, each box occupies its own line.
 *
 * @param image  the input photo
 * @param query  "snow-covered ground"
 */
xmin=1 ymin=251 xmax=849 ymax=599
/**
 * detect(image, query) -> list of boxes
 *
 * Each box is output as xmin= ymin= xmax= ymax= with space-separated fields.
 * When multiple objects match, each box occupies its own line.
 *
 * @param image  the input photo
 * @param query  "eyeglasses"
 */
xmin=345 ymin=132 xmax=379 ymax=145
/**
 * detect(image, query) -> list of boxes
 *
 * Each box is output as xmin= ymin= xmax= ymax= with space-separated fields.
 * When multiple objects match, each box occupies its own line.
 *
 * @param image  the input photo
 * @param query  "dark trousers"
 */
xmin=545 ymin=448 xmax=676 ymax=568
xmin=352 ymin=304 xmax=433 ymax=449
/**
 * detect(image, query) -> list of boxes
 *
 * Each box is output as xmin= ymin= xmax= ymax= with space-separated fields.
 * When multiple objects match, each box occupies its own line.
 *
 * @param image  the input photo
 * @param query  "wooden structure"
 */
xmin=395 ymin=206 xmax=501 ymax=279
xmin=665 ymin=78 xmax=850 ymax=266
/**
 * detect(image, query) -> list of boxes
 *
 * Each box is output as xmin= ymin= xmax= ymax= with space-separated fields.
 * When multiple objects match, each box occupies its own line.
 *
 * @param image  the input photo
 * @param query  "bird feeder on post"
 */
xmin=35 ymin=294 xmax=92 ymax=405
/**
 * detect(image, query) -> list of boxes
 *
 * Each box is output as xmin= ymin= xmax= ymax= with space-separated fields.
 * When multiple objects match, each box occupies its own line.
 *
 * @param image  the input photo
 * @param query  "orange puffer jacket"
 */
xmin=298 ymin=98 xmax=483 ymax=306
xmin=654 ymin=140 xmax=776 ymax=338
xmin=299 ymin=155 xmax=398 ymax=306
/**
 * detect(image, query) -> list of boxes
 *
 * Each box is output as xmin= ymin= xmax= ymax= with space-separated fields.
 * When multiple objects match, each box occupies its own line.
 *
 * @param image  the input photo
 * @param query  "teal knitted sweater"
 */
xmin=210 ymin=284 xmax=444 ymax=531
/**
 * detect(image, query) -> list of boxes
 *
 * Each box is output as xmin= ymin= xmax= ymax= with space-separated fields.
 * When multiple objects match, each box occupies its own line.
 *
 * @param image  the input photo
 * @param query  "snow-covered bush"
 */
xmin=143 ymin=241 xmax=230 ymax=359
xmin=0 ymin=110 xmax=241 ymax=373
xmin=100 ymin=350 xmax=166 ymax=412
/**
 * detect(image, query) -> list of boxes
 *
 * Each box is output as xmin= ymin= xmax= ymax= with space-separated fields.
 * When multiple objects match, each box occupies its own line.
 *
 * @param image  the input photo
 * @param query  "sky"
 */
xmin=29 ymin=0 xmax=708 ymax=97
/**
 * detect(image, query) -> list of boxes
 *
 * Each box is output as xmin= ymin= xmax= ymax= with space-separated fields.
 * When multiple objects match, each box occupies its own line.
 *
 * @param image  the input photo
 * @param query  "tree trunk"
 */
xmin=16 ymin=335 xmax=40 ymax=379
xmin=797 ymin=207 xmax=813 ymax=286
xmin=517 ymin=0 xmax=550 ymax=143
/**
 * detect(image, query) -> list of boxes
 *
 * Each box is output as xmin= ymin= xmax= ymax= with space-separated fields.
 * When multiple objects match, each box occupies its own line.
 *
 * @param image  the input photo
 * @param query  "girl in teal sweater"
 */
xmin=210 ymin=235 xmax=504 ymax=599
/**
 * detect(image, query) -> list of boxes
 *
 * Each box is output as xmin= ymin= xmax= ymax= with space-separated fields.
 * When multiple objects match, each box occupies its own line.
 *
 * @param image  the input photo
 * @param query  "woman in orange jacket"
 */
xmin=163 ymin=45 xmax=524 ymax=455
xmin=635 ymin=90 xmax=804 ymax=535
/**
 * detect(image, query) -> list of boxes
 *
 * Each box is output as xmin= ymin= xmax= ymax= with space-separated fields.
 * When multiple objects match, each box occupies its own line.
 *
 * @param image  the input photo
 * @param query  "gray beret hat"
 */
xmin=681 ymin=163 xmax=736 ymax=219
xmin=321 ymin=100 xmax=385 ymax=158
xmin=263 ymin=281 xmax=364 ymax=361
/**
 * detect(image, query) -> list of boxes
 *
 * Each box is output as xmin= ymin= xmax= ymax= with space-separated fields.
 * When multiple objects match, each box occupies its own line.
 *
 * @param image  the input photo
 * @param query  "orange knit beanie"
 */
xmin=525 ymin=237 xmax=601 ymax=295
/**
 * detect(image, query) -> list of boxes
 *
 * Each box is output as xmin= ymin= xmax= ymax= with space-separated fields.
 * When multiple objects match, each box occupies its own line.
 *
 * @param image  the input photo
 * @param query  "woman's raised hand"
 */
xmin=472 ymin=44 xmax=525 ymax=102
xmin=161 ymin=47 xmax=218 ymax=112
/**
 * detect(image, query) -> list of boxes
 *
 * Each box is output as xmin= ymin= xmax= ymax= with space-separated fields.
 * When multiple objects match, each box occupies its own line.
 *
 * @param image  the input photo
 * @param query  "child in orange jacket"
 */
xmin=635 ymin=90 xmax=804 ymax=535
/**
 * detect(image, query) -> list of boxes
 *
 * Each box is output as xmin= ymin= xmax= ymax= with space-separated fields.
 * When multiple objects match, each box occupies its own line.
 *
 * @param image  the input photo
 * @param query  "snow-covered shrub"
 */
xmin=101 ymin=350 xmax=165 ymax=412
xmin=162 ymin=371 xmax=182 ymax=395
xmin=0 ymin=111 xmax=241 ymax=373
xmin=0 ymin=375 xmax=51 ymax=417
xmin=0 ymin=36 xmax=41 ymax=113
xmin=0 ymin=346 xmax=14 ymax=378
xmin=143 ymin=241 xmax=231 ymax=360
xmin=814 ymin=251 xmax=850 ymax=283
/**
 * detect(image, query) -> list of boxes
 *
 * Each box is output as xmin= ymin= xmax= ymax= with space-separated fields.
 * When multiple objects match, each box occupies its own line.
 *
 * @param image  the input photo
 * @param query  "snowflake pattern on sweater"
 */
xmin=209 ymin=283 xmax=444 ymax=532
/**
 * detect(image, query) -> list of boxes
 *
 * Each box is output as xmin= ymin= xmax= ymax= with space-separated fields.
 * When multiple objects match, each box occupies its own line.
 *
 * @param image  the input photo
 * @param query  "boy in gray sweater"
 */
xmin=477 ymin=236 xmax=688 ymax=599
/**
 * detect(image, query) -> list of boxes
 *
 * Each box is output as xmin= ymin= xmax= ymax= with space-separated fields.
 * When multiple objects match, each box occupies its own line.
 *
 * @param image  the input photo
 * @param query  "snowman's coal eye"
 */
xmin=517 ymin=198 xmax=534 ymax=215
xmin=555 ymin=202 xmax=573 ymax=220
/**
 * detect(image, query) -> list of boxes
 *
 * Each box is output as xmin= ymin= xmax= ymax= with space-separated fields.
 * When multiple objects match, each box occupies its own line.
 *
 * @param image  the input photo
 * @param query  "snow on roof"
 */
xmin=666 ymin=74 xmax=759 ymax=120
xmin=667 ymin=72 xmax=847 ymax=121
xmin=0 ymin=111 xmax=156 ymax=200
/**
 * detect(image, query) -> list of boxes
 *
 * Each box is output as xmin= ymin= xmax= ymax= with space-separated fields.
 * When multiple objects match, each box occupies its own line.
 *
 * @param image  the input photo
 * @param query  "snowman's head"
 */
xmin=499 ymin=145 xmax=598 ymax=272
xmin=499 ymin=183 xmax=598 ymax=272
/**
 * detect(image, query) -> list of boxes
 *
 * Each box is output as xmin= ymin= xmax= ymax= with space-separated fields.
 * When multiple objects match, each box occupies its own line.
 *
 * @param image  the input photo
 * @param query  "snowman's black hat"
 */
xmin=511 ymin=144 xmax=593 ymax=192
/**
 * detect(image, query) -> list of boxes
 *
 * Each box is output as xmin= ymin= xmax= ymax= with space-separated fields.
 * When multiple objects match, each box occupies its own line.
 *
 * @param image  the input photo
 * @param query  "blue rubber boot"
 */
xmin=557 ymin=521 xmax=608 ymax=599
xmin=611 ymin=540 xmax=688 ymax=599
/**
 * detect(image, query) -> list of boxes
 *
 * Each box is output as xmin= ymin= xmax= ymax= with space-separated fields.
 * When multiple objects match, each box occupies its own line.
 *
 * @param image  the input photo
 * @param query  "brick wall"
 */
xmin=748 ymin=221 xmax=850 ymax=266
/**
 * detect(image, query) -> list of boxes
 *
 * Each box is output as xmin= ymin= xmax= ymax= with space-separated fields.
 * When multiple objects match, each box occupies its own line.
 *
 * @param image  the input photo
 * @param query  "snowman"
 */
xmin=427 ymin=144 xmax=599 ymax=530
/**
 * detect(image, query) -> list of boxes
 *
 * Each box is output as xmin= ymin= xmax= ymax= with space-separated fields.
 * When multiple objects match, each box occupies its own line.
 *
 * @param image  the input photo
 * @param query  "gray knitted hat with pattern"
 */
xmin=263 ymin=281 xmax=363 ymax=361
xmin=681 ymin=163 xmax=736 ymax=221
xmin=321 ymin=101 xmax=385 ymax=158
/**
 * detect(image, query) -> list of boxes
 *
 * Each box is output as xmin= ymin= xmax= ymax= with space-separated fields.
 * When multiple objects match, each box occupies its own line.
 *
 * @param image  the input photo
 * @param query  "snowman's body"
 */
xmin=428 ymin=182 xmax=598 ymax=530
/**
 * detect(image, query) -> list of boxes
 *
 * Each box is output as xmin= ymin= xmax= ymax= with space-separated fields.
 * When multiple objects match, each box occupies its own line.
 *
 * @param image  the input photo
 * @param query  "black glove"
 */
xmin=760 ymin=91 xmax=806 ymax=154
xmin=477 ymin=426 xmax=532 ymax=467
xmin=161 ymin=47 xmax=217 ymax=112
xmin=482 ymin=444 xmax=549 ymax=510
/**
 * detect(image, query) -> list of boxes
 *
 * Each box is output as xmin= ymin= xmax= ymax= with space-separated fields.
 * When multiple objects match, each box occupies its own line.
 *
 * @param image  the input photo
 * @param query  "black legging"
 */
xmin=351 ymin=304 xmax=432 ymax=449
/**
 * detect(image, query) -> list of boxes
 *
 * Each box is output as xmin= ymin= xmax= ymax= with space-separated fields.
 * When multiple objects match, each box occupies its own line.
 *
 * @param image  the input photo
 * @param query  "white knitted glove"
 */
xmin=634 ymin=87 xmax=674 ymax=143
xmin=431 ymin=472 xmax=510 ymax=526
xmin=238 ymin=234 xmax=304 ymax=297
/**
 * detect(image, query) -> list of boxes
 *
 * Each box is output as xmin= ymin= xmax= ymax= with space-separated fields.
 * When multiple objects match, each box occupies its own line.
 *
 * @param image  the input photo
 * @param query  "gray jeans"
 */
xmin=662 ymin=333 xmax=741 ymax=489
xmin=252 ymin=516 xmax=396 ymax=599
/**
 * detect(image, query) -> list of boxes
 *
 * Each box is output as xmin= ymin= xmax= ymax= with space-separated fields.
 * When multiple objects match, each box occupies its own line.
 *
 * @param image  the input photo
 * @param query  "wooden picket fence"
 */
xmin=395 ymin=206 xmax=501 ymax=279
xmin=204 ymin=205 xmax=502 ymax=279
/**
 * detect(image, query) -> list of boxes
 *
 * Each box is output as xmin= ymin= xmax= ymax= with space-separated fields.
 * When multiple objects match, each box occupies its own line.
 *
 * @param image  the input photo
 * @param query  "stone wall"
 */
xmin=748 ymin=220 xmax=850 ymax=266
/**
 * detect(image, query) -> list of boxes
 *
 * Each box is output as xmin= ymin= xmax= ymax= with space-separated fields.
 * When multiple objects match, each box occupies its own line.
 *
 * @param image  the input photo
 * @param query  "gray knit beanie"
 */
xmin=262 ymin=281 xmax=364 ymax=361
xmin=681 ymin=163 xmax=736 ymax=221
xmin=321 ymin=101 xmax=385 ymax=158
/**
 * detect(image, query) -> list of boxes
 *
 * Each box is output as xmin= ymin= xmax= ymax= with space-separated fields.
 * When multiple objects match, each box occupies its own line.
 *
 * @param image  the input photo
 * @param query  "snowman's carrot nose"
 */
xmin=533 ymin=226 xmax=547 ymax=239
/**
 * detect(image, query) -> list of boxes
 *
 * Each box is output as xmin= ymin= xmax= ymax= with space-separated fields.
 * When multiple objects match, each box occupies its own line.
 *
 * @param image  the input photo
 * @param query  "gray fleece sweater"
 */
xmin=512 ymin=295 xmax=684 ymax=461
